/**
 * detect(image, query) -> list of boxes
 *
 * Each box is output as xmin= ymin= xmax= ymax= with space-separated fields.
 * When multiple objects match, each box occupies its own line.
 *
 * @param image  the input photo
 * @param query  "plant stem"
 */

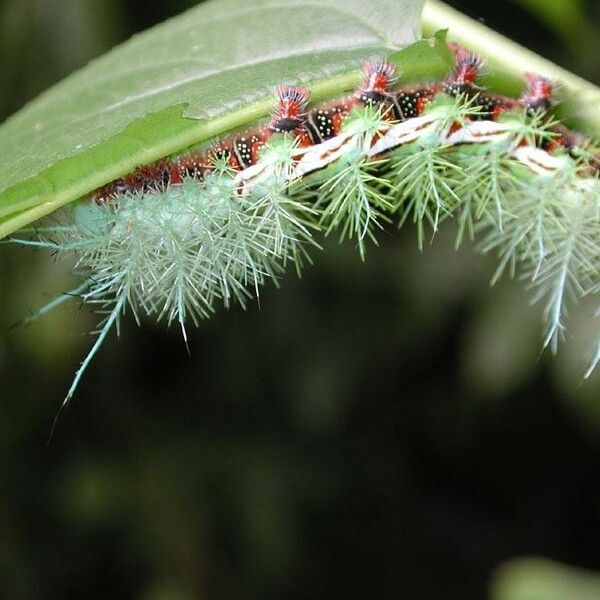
xmin=421 ymin=0 xmax=600 ymax=134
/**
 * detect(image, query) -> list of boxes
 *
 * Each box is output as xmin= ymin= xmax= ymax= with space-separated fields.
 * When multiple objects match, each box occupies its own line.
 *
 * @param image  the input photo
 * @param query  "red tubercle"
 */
xmin=352 ymin=61 xmax=399 ymax=118
xmin=270 ymin=86 xmax=310 ymax=134
xmin=359 ymin=61 xmax=397 ymax=94
xmin=275 ymin=86 xmax=309 ymax=117
xmin=520 ymin=73 xmax=554 ymax=112
xmin=446 ymin=44 xmax=484 ymax=87
xmin=523 ymin=73 xmax=554 ymax=100
xmin=452 ymin=62 xmax=481 ymax=87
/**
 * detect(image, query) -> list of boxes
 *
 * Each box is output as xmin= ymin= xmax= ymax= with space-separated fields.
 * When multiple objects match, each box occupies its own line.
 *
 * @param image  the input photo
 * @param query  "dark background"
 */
xmin=0 ymin=1 xmax=599 ymax=598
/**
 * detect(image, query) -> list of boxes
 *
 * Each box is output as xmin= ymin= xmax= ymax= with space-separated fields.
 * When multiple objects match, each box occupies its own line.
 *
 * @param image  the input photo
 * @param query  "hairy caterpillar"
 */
xmin=14 ymin=43 xmax=600 ymax=411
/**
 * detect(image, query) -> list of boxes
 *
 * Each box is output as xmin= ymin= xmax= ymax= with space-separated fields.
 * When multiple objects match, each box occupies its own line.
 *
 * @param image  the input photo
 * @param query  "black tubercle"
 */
xmin=442 ymin=82 xmax=473 ymax=97
xmin=270 ymin=117 xmax=303 ymax=133
xmin=358 ymin=91 xmax=387 ymax=105
xmin=522 ymin=98 xmax=552 ymax=116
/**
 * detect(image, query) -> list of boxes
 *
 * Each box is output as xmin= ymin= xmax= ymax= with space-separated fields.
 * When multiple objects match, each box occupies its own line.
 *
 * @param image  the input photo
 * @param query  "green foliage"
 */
xmin=512 ymin=0 xmax=593 ymax=52
xmin=491 ymin=557 xmax=600 ymax=600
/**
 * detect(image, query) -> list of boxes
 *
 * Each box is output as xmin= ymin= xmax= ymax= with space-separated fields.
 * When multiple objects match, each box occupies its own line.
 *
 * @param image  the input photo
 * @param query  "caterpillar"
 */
xmin=92 ymin=47 xmax=597 ymax=203
xmin=14 ymin=43 xmax=600 ymax=410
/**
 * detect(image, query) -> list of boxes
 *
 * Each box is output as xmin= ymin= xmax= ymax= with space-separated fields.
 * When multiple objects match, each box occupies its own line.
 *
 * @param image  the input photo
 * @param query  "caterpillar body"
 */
xmin=93 ymin=48 xmax=596 ymax=203
xmin=16 ymin=43 xmax=600 ymax=409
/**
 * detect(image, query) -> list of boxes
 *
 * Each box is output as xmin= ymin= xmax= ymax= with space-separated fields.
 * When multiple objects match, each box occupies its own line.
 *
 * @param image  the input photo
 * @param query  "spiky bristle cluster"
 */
xmin=14 ymin=45 xmax=600 ymax=407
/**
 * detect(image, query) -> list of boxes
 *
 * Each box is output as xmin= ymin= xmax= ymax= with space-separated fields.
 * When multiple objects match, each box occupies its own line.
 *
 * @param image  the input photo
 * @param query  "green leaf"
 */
xmin=0 ymin=0 xmax=438 ymax=239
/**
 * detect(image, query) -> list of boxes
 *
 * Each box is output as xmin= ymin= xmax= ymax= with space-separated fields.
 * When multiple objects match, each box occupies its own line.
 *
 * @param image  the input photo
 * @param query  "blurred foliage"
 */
xmin=514 ymin=0 xmax=598 ymax=66
xmin=491 ymin=557 xmax=600 ymax=600
xmin=0 ymin=1 xmax=599 ymax=599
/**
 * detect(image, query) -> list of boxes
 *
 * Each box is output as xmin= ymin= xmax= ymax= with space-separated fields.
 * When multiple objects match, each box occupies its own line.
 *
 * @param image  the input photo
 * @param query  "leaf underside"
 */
xmin=0 ymin=0 xmax=449 ymax=240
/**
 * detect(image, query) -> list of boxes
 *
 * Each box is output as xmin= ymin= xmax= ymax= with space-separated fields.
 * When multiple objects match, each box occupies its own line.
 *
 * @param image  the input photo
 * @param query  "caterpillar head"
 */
xmin=270 ymin=86 xmax=310 ymax=133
